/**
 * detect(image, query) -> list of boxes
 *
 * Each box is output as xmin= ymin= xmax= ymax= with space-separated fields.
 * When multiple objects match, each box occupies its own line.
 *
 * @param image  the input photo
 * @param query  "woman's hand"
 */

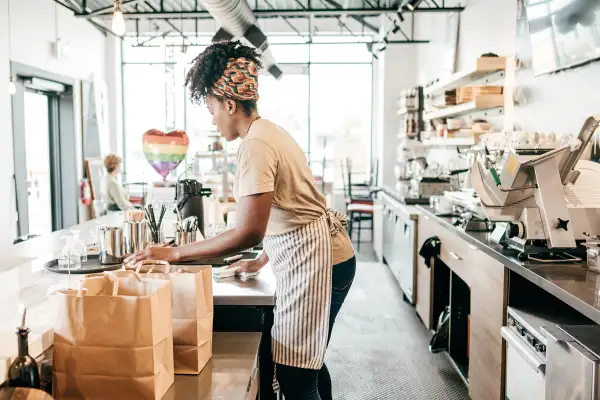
xmin=124 ymin=246 xmax=180 ymax=265
xmin=228 ymin=259 xmax=264 ymax=273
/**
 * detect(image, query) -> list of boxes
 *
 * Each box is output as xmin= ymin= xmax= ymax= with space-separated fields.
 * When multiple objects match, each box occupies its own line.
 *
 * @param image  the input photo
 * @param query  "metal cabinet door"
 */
xmin=544 ymin=325 xmax=600 ymax=400
xmin=398 ymin=218 xmax=416 ymax=303
xmin=373 ymin=201 xmax=384 ymax=262
xmin=389 ymin=212 xmax=403 ymax=282
xmin=383 ymin=206 xmax=395 ymax=264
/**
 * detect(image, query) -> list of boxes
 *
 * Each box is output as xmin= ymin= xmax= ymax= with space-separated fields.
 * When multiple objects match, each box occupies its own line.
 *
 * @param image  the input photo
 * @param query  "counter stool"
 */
xmin=347 ymin=203 xmax=374 ymax=252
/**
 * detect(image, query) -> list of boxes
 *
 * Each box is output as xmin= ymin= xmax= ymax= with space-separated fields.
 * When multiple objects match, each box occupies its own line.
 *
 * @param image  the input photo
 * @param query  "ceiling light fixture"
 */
xmin=405 ymin=0 xmax=424 ymax=11
xmin=8 ymin=77 xmax=16 ymax=95
xmin=112 ymin=0 xmax=126 ymax=36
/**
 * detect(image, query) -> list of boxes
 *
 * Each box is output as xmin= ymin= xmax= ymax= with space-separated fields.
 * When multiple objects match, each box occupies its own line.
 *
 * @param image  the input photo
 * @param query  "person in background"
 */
xmin=102 ymin=154 xmax=133 ymax=211
xmin=126 ymin=40 xmax=356 ymax=400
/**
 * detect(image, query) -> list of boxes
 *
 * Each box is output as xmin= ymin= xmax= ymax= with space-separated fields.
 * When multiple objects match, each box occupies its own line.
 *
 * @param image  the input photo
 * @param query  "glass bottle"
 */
xmin=8 ymin=318 xmax=41 ymax=389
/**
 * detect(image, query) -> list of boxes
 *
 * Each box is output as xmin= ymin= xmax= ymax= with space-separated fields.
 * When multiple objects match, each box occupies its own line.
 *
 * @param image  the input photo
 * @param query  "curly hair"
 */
xmin=104 ymin=154 xmax=121 ymax=174
xmin=185 ymin=40 xmax=263 ymax=115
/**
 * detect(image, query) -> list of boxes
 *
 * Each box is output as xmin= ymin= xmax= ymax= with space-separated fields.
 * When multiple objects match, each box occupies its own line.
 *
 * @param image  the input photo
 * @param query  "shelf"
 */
xmin=422 ymin=137 xmax=475 ymax=146
xmin=424 ymin=58 xmax=506 ymax=95
xmin=397 ymin=107 xmax=419 ymax=116
xmin=397 ymin=133 xmax=420 ymax=139
xmin=424 ymin=95 xmax=504 ymax=120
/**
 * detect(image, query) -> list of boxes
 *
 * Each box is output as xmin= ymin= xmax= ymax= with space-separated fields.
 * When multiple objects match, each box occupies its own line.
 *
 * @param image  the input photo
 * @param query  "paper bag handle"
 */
xmin=135 ymin=260 xmax=171 ymax=274
xmin=103 ymin=272 xmax=121 ymax=296
xmin=76 ymin=280 xmax=87 ymax=297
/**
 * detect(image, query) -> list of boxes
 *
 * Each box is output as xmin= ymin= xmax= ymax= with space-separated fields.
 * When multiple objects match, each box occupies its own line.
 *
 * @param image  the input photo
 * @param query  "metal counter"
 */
xmin=416 ymin=205 xmax=600 ymax=325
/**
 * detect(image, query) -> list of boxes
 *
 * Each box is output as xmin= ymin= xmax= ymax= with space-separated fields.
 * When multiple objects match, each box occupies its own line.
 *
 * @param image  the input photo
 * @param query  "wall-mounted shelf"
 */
xmin=397 ymin=107 xmax=419 ymax=116
xmin=424 ymin=95 xmax=504 ymax=120
xmin=424 ymin=57 xmax=507 ymax=95
xmin=421 ymin=137 xmax=476 ymax=146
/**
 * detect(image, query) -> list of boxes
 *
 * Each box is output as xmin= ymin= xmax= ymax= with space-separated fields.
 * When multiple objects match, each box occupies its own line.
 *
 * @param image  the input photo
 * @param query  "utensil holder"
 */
xmin=175 ymin=231 xmax=197 ymax=246
xmin=148 ymin=229 xmax=166 ymax=246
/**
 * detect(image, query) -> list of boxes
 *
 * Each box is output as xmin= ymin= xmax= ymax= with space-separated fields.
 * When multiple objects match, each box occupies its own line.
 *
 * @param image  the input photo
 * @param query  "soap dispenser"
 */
xmin=58 ymin=236 xmax=81 ymax=271
xmin=71 ymin=229 xmax=88 ymax=262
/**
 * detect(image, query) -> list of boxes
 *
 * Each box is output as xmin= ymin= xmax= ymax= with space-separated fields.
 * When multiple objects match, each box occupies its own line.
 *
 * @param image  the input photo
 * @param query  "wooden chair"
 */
xmin=341 ymin=159 xmax=376 ymax=251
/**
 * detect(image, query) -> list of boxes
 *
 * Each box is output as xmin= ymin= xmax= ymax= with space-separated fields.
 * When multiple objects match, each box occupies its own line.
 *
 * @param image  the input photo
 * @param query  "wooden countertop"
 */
xmin=0 ymin=332 xmax=260 ymax=400
xmin=164 ymin=332 xmax=260 ymax=400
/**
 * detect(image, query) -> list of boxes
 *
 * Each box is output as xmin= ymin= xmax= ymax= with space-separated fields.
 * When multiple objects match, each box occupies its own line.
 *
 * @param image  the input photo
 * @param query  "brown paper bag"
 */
xmin=53 ymin=272 xmax=175 ymax=400
xmin=133 ymin=261 xmax=214 ymax=375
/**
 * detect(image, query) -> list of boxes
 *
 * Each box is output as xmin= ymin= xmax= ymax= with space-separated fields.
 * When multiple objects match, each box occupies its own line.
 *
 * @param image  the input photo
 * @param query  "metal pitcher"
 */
xmin=98 ymin=227 xmax=124 ymax=265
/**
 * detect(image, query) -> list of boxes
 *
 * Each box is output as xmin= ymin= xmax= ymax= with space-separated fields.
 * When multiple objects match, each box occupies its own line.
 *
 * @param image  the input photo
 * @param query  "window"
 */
xmin=310 ymin=64 xmax=373 ymax=186
xmin=121 ymin=37 xmax=373 ymax=190
xmin=258 ymin=65 xmax=309 ymax=151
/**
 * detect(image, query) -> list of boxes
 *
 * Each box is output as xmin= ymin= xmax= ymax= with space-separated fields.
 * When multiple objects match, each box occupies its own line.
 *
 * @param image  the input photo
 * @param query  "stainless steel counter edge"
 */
xmin=379 ymin=188 xmax=421 ymax=220
xmin=416 ymin=205 xmax=600 ymax=325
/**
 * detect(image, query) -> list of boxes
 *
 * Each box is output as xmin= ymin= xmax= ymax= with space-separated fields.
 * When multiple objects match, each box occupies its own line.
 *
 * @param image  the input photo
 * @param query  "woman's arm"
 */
xmin=125 ymin=191 xmax=273 ymax=263
xmin=228 ymin=250 xmax=269 ymax=273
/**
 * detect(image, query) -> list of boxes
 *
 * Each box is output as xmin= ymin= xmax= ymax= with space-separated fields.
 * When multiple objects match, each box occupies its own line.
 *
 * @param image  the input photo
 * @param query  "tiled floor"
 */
xmin=326 ymin=244 xmax=469 ymax=400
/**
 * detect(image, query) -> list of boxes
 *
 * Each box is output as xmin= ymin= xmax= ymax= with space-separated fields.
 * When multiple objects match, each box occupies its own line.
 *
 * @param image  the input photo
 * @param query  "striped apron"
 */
xmin=262 ymin=208 xmax=346 ymax=370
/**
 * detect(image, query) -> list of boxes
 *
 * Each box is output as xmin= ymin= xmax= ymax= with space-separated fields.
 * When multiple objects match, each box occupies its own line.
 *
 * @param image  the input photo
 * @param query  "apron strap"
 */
xmin=325 ymin=208 xmax=347 ymax=236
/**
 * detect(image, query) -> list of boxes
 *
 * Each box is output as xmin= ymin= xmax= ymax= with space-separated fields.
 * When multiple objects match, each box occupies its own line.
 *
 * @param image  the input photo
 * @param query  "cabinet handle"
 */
xmin=449 ymin=251 xmax=462 ymax=261
xmin=468 ymin=244 xmax=479 ymax=251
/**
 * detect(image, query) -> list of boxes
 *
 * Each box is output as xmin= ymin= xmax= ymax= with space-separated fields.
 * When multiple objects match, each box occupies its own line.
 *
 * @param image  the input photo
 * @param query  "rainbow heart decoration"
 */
xmin=142 ymin=129 xmax=189 ymax=181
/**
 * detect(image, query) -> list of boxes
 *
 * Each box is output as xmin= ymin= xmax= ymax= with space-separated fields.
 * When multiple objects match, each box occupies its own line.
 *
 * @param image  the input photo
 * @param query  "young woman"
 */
xmin=126 ymin=40 xmax=356 ymax=400
xmin=102 ymin=154 xmax=133 ymax=211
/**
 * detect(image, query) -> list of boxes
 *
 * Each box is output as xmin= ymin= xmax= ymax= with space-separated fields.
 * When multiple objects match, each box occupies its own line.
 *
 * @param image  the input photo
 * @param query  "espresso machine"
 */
xmin=175 ymin=179 xmax=212 ymax=236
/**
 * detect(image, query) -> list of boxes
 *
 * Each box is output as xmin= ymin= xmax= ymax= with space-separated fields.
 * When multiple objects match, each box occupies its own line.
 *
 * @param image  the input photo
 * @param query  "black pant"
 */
xmin=276 ymin=256 xmax=357 ymax=400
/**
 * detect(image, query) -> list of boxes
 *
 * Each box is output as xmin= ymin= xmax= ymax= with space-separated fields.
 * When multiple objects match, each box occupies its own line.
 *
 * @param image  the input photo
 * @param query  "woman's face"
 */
xmin=206 ymin=94 xmax=238 ymax=141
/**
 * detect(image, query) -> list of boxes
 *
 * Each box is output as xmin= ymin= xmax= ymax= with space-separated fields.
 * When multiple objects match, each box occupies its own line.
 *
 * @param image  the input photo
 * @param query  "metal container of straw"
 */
xmin=145 ymin=204 xmax=167 ymax=244
xmin=124 ymin=220 xmax=150 ymax=253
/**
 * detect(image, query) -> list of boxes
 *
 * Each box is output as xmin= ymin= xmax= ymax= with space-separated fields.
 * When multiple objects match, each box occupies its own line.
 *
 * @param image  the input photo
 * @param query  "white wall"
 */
xmin=415 ymin=0 xmax=517 ymax=84
xmin=105 ymin=36 xmax=123 ymax=156
xmin=0 ymin=0 xmax=108 ymax=247
xmin=376 ymin=45 xmax=418 ymax=188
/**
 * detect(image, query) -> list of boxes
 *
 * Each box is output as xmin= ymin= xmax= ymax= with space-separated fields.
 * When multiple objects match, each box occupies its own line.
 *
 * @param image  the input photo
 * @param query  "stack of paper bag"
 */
xmin=133 ymin=261 xmax=213 ymax=375
xmin=53 ymin=272 xmax=174 ymax=400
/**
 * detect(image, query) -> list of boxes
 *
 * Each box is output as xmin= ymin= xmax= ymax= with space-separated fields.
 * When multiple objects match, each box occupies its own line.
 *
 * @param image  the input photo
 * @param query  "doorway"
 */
xmin=23 ymin=91 xmax=55 ymax=235
xmin=11 ymin=63 xmax=77 ymax=240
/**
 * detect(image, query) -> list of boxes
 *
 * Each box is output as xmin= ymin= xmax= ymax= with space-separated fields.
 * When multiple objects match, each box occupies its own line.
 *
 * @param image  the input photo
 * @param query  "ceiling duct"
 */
xmin=200 ymin=0 xmax=282 ymax=80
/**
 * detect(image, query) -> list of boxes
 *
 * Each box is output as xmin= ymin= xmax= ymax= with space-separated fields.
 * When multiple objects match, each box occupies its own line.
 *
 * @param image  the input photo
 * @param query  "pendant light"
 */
xmin=7 ymin=0 xmax=16 ymax=95
xmin=404 ymin=0 xmax=424 ymax=11
xmin=8 ymin=78 xmax=16 ymax=96
xmin=112 ymin=0 xmax=126 ymax=36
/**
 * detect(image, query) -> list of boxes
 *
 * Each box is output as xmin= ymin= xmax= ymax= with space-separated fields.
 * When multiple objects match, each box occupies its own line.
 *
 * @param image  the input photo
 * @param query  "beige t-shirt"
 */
xmin=235 ymin=119 xmax=354 ymax=265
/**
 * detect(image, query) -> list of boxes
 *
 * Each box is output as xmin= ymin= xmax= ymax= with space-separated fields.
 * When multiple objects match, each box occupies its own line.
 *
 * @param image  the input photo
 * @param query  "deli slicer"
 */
xmin=470 ymin=115 xmax=600 ymax=261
